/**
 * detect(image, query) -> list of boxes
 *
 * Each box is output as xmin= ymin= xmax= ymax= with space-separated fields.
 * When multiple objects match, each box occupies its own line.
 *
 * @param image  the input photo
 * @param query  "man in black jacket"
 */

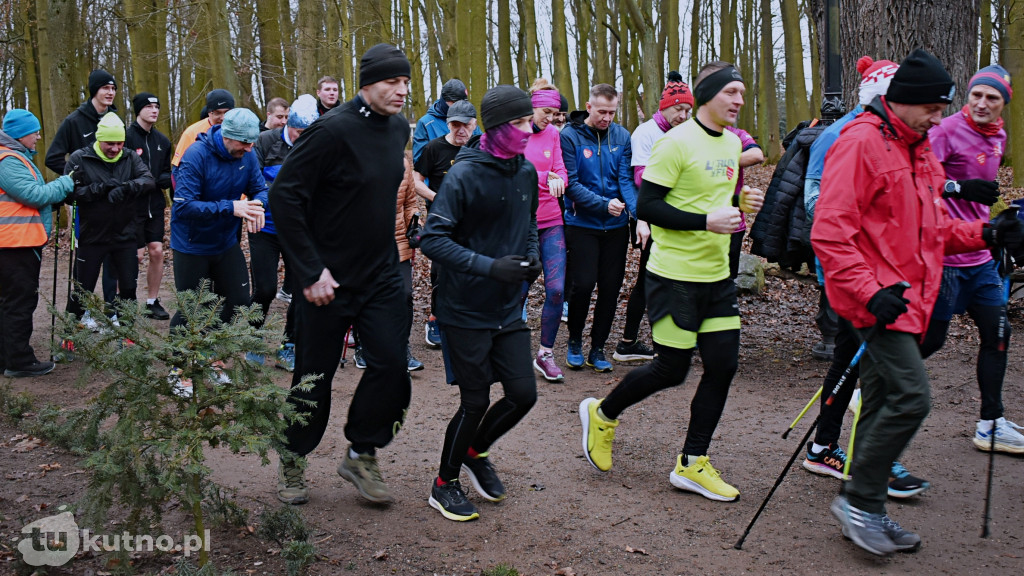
xmin=61 ymin=112 xmax=154 ymax=346
xmin=117 ymin=92 xmax=173 ymax=320
xmin=270 ymin=44 xmax=412 ymax=506
xmin=419 ymin=85 xmax=541 ymax=522
xmin=46 ymin=69 xmax=118 ymax=175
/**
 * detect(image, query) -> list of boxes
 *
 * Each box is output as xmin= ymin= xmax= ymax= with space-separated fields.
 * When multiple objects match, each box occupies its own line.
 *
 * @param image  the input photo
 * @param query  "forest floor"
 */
xmin=2 ymin=165 xmax=1024 ymax=575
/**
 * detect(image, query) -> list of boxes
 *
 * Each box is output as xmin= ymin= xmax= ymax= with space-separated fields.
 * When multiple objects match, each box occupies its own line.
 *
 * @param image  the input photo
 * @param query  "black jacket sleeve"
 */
xmin=45 ymin=119 xmax=74 ymax=176
xmin=636 ymin=179 xmax=708 ymax=231
xmin=420 ymin=171 xmax=497 ymax=278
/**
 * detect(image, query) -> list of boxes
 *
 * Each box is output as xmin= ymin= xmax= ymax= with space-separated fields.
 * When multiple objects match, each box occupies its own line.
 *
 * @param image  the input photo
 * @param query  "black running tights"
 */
xmin=601 ymin=329 xmax=739 ymax=456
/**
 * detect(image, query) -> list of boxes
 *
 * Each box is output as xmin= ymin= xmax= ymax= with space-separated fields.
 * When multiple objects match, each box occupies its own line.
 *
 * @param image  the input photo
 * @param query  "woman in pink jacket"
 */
xmin=525 ymin=79 xmax=569 ymax=382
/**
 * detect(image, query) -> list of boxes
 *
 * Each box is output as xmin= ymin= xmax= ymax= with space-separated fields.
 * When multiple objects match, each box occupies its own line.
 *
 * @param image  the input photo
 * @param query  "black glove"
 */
xmin=107 ymin=185 xmax=126 ymax=204
xmin=525 ymin=255 xmax=543 ymax=283
xmin=953 ymin=179 xmax=1000 ymax=206
xmin=488 ymin=255 xmax=530 ymax=284
xmin=985 ymin=211 xmax=1024 ymax=251
xmin=867 ymin=286 xmax=910 ymax=326
xmin=405 ymin=213 xmax=422 ymax=249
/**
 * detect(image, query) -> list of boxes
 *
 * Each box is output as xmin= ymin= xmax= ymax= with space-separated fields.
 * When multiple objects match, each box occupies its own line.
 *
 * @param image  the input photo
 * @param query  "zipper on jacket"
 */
xmin=597 ymin=128 xmax=607 ymax=231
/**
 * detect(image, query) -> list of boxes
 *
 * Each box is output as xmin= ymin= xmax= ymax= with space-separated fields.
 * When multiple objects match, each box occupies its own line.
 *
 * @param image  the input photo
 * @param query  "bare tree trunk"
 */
xmin=980 ymin=0 xmax=992 ymax=68
xmin=573 ymin=0 xmax=590 ymax=110
xmin=1005 ymin=0 xmax=1023 ymax=184
xmin=551 ymin=0 xmax=572 ymax=94
xmin=738 ymin=0 xmax=755 ymax=130
xmin=758 ymin=0 xmax=781 ymax=161
xmin=689 ymin=0 xmax=701 ymax=82
xmin=805 ymin=0 xmax=822 ymax=116
xmin=623 ymin=0 xmax=660 ymax=117
xmin=663 ymin=0 xmax=680 ymax=70
xmin=278 ymin=0 xmax=296 ymax=94
xmin=497 ymin=0 xmax=514 ymax=85
xmin=780 ymin=0 xmax=811 ymax=126
xmin=468 ymin=0 xmax=485 ymax=101
xmin=720 ymin=0 xmax=736 ymax=62
xmin=593 ymin=0 xmax=610 ymax=81
xmin=520 ymin=0 xmax=539 ymax=84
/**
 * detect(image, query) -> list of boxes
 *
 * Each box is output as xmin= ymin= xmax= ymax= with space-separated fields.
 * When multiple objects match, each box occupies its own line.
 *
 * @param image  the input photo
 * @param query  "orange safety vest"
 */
xmin=0 ymin=146 xmax=48 ymax=248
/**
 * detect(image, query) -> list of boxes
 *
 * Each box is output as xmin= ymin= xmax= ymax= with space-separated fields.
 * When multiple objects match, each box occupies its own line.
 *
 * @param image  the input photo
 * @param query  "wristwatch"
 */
xmin=943 ymin=180 xmax=960 ymax=196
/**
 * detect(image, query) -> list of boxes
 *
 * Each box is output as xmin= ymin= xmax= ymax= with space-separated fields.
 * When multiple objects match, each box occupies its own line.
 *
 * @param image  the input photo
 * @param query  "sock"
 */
xmin=683 ymin=454 xmax=704 ymax=466
xmin=467 ymin=447 xmax=481 ymax=459
xmin=811 ymin=442 xmax=829 ymax=454
xmin=146 ymin=298 xmax=156 ymax=305
xmin=436 ymin=476 xmax=446 ymax=487
xmin=349 ymin=448 xmax=361 ymax=460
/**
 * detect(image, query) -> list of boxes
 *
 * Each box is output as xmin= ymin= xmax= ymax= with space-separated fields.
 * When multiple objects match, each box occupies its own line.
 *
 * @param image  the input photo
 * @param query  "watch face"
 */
xmin=944 ymin=181 xmax=957 ymax=194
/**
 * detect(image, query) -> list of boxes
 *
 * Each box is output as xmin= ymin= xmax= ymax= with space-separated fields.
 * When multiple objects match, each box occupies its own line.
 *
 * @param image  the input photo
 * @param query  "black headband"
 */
xmin=694 ymin=66 xmax=745 ymax=107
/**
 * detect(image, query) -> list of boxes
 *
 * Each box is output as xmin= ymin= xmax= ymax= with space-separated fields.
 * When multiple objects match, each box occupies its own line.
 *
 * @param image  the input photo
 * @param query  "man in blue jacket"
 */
xmin=560 ymin=83 xmax=636 ymax=372
xmin=0 ymin=109 xmax=74 ymax=377
xmin=412 ymin=78 xmax=481 ymax=163
xmin=169 ymin=108 xmax=267 ymax=341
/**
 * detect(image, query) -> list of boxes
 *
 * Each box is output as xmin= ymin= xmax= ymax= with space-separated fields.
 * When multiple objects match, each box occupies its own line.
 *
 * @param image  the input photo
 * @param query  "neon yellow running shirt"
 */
xmin=642 ymin=119 xmax=741 ymax=282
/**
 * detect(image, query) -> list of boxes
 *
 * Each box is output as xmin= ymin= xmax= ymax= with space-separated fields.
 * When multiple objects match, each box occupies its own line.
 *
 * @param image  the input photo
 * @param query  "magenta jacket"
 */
xmin=525 ymin=123 xmax=568 ymax=230
xmin=929 ymin=110 xmax=1006 ymax=267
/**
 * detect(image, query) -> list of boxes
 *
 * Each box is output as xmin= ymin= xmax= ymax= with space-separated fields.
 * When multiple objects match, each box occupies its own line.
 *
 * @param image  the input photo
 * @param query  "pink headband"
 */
xmin=531 ymin=90 xmax=561 ymax=109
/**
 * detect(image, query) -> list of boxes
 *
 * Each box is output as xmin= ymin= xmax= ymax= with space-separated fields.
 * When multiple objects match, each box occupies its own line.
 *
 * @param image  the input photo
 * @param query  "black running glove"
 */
xmin=489 ymin=255 xmax=530 ymax=283
xmin=984 ymin=211 xmax=1024 ymax=250
xmin=949 ymin=179 xmax=1000 ymax=206
xmin=525 ymin=255 xmax=543 ymax=283
xmin=107 ymin=185 xmax=126 ymax=204
xmin=867 ymin=287 xmax=910 ymax=326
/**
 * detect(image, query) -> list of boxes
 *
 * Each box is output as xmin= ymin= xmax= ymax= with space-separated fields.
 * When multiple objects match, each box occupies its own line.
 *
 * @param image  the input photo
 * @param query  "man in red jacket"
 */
xmin=812 ymin=48 xmax=1022 ymax=556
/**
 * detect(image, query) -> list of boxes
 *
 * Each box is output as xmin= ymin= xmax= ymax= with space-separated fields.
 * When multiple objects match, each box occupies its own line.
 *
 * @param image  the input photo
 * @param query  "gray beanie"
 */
xmin=220 ymin=108 xmax=260 ymax=143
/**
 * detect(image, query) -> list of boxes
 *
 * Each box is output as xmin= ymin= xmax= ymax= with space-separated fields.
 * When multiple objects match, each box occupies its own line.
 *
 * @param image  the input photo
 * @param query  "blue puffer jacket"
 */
xmin=412 ymin=99 xmax=483 ymax=163
xmin=170 ymin=125 xmax=268 ymax=255
xmin=559 ymin=111 xmax=636 ymax=230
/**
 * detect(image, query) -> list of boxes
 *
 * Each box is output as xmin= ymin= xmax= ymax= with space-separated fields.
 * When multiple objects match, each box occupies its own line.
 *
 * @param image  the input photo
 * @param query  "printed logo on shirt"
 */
xmin=544 ymin=150 xmax=551 ymax=159
xmin=994 ymin=142 xmax=1003 ymax=157
xmin=977 ymin=153 xmax=986 ymax=166
xmin=583 ymin=149 xmax=593 ymax=159
xmin=136 ymin=148 xmax=144 ymax=156
xmin=704 ymin=158 xmax=737 ymax=179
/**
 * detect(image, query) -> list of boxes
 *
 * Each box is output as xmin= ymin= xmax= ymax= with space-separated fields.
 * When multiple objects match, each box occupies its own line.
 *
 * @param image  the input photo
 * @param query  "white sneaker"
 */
xmin=974 ymin=417 xmax=1024 ymax=454
xmin=81 ymin=311 xmax=100 ymax=332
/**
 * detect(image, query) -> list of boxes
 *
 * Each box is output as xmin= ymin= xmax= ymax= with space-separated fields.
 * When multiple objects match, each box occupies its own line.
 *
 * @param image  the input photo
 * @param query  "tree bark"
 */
xmin=551 ymin=0 xmax=572 ymax=97
xmin=689 ymin=0 xmax=701 ymax=83
xmin=979 ymin=0 xmax=992 ymax=68
xmin=497 ymin=0 xmax=514 ymax=85
xmin=1005 ymin=0 xmax=1023 ymax=183
xmin=720 ymin=0 xmax=736 ymax=63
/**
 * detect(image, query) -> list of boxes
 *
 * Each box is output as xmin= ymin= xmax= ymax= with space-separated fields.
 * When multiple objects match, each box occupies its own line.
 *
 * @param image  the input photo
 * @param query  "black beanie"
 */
xmin=559 ymin=93 xmax=569 ymax=113
xmin=206 ymin=89 xmax=235 ymax=111
xmin=132 ymin=92 xmax=160 ymax=115
xmin=886 ymin=48 xmax=956 ymax=105
xmin=88 ymin=69 xmax=117 ymax=98
xmin=441 ymin=79 xmax=468 ymax=102
xmin=359 ymin=44 xmax=412 ymax=88
xmin=480 ymin=85 xmax=533 ymax=130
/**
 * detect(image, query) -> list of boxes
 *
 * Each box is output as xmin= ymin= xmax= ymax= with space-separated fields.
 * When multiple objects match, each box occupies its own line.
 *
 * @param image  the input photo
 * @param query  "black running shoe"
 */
xmin=146 ymin=299 xmax=170 ymax=320
xmin=613 ymin=339 xmax=655 ymax=362
xmin=802 ymin=442 xmax=847 ymax=480
xmin=429 ymin=480 xmax=479 ymax=521
xmin=887 ymin=461 xmax=930 ymax=499
xmin=461 ymin=454 xmax=506 ymax=502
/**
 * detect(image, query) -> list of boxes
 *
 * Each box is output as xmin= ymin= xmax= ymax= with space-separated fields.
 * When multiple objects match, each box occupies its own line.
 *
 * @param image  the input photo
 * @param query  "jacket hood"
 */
xmin=428 ymin=99 xmax=448 ymax=120
xmin=865 ymin=96 xmax=926 ymax=145
xmin=198 ymin=125 xmax=235 ymax=160
xmin=455 ymin=136 xmax=524 ymax=176
xmin=568 ymin=110 xmax=589 ymax=126
xmin=0 ymin=130 xmax=32 ymax=156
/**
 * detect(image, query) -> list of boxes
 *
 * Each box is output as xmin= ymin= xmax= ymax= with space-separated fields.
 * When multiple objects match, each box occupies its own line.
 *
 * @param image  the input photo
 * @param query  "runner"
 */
xmin=578 ymin=61 xmax=763 ymax=502
xmin=270 ymin=44 xmax=413 ymax=506
xmin=919 ymin=64 xmax=1023 ymax=453
xmin=420 ymin=84 xmax=541 ymax=521
xmin=524 ymin=78 xmax=569 ymax=382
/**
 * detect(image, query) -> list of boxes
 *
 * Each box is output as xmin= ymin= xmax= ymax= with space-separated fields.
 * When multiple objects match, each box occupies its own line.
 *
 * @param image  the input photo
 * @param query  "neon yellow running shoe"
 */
xmin=669 ymin=455 xmax=739 ymax=502
xmin=579 ymin=397 xmax=618 ymax=471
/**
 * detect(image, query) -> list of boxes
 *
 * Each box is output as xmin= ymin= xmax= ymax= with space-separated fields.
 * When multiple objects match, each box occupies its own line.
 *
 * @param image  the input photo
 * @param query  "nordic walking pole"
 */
xmin=49 ymin=209 xmax=61 ymax=361
xmin=982 ymin=206 xmax=1017 ymax=537
xmin=782 ymin=386 xmax=821 ymax=439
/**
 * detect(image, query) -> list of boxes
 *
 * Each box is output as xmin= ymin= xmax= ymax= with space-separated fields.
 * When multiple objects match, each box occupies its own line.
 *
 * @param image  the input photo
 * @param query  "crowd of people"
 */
xmin=0 ymin=42 xmax=1021 ymax=557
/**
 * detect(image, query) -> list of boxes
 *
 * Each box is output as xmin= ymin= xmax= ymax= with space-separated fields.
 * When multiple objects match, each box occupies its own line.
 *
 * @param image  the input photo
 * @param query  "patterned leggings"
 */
xmin=535 ymin=225 xmax=566 ymax=348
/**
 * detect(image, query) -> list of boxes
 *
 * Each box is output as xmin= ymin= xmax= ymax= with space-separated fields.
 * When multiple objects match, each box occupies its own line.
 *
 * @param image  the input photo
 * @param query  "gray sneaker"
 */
xmin=338 ymin=449 xmax=394 ymax=504
xmin=277 ymin=458 xmax=309 ymax=505
xmin=830 ymin=495 xmax=897 ymax=556
xmin=840 ymin=512 xmax=921 ymax=552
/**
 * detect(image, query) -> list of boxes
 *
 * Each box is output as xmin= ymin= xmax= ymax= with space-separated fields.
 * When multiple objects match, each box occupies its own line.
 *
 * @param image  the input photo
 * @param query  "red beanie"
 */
xmin=660 ymin=82 xmax=694 ymax=111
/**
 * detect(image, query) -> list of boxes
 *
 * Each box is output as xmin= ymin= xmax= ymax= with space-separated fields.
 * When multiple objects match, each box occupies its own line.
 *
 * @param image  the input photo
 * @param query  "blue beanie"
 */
xmin=969 ymin=65 xmax=1012 ymax=104
xmin=2 ymin=109 xmax=42 ymax=140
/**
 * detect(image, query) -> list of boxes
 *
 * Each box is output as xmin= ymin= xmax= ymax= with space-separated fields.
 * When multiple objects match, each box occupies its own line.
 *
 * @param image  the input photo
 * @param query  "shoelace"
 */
xmin=882 ymin=516 xmax=904 ymax=533
xmin=359 ymin=457 xmax=385 ymax=483
xmin=284 ymin=466 xmax=306 ymax=488
xmin=444 ymin=481 xmax=470 ymax=504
